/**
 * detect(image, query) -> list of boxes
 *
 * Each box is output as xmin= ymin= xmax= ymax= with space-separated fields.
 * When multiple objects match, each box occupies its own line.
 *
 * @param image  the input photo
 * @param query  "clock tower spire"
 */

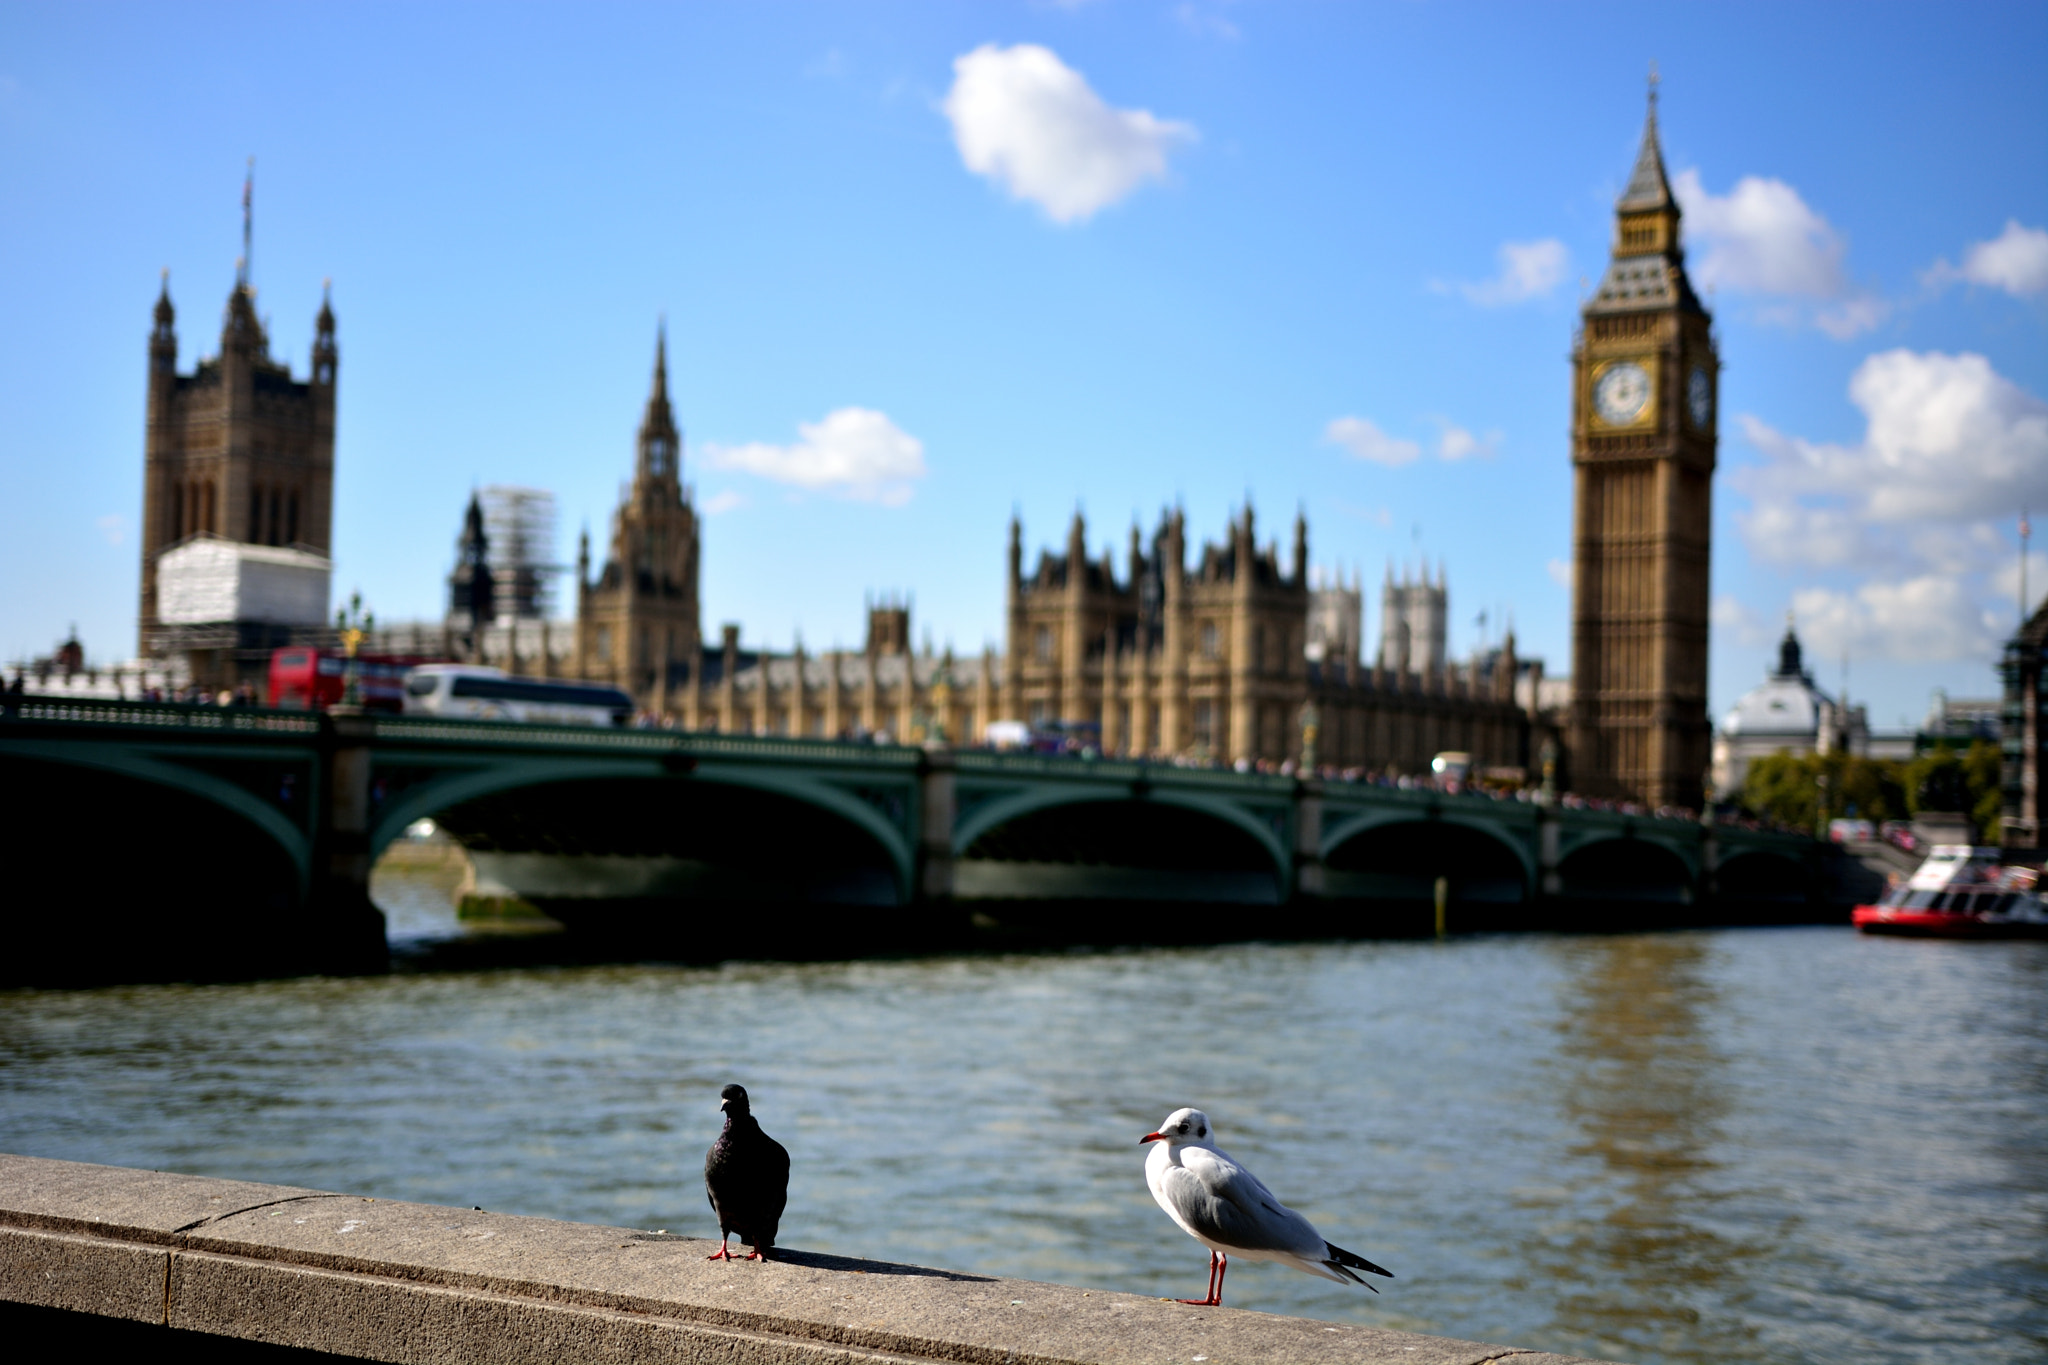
xmin=1567 ymin=75 xmax=1718 ymax=812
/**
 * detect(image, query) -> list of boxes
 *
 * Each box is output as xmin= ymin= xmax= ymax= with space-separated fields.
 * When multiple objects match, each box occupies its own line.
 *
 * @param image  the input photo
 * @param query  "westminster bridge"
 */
xmin=0 ymin=698 xmax=1822 ymax=979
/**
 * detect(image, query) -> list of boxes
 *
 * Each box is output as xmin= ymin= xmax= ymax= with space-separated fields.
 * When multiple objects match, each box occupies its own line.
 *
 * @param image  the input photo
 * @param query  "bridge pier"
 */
xmin=310 ymin=711 xmax=388 ymax=973
xmin=1293 ymin=780 xmax=1324 ymax=901
xmin=1536 ymin=804 xmax=1562 ymax=900
xmin=917 ymin=748 xmax=957 ymax=904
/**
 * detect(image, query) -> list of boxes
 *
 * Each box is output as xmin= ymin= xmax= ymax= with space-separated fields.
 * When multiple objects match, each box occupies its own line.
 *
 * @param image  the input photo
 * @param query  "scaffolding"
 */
xmin=479 ymin=485 xmax=558 ymax=622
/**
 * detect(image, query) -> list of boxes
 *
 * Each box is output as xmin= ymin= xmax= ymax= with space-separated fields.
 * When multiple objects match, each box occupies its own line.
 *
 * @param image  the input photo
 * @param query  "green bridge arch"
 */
xmin=1 ymin=702 xmax=1824 ymax=956
xmin=0 ymin=734 xmax=316 ymax=891
xmin=951 ymin=782 xmax=1291 ymax=877
xmin=367 ymin=744 xmax=924 ymax=904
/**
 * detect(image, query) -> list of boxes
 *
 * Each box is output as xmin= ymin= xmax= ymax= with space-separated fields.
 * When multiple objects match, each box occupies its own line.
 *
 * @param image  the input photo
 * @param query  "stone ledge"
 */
xmin=0 ymin=1154 xmax=1618 ymax=1365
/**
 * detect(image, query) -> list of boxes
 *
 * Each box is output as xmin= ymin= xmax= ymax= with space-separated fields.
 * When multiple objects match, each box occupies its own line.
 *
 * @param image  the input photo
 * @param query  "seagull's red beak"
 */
xmin=1139 ymin=1131 xmax=1165 ymax=1144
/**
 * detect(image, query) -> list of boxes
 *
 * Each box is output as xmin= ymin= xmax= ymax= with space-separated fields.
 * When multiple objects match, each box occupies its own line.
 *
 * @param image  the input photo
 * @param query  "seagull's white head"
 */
xmin=1139 ymin=1107 xmax=1214 ymax=1148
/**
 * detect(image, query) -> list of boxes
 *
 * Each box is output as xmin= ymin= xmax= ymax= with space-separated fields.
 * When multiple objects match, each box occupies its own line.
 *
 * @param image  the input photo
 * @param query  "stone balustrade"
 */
xmin=0 ymin=1154 xmax=1616 ymax=1364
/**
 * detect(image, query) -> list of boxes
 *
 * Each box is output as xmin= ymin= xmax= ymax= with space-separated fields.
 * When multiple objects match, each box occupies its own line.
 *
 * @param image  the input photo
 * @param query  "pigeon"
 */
xmin=703 ymin=1083 xmax=789 ymax=1261
xmin=1140 ymin=1106 xmax=1392 ymax=1307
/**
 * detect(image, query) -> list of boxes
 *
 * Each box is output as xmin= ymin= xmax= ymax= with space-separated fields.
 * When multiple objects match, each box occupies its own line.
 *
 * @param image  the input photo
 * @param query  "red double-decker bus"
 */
xmin=269 ymin=648 xmax=438 ymax=712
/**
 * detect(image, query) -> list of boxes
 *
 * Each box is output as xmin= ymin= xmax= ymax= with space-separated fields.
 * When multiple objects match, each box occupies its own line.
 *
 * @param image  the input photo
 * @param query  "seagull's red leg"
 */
xmin=707 ymin=1235 xmax=735 ymax=1261
xmin=1177 ymin=1250 xmax=1225 ymax=1306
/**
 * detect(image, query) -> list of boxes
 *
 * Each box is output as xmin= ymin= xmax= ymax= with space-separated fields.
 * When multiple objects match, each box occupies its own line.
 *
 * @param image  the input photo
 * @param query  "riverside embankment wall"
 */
xmin=0 ymin=1154 xmax=1616 ymax=1365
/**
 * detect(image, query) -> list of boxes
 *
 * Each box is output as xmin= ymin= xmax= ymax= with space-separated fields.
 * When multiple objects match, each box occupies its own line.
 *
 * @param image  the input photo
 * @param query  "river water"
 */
xmin=1 ymin=869 xmax=2043 ymax=1365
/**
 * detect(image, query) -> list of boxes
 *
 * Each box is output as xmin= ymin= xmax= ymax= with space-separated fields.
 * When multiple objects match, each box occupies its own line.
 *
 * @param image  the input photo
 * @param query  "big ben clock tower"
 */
xmin=1568 ymin=78 xmax=1716 ymax=811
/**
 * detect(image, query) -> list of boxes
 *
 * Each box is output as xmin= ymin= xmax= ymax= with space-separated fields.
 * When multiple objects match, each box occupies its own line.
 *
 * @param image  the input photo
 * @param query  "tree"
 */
xmin=1741 ymin=750 xmax=1907 ymax=831
xmin=1905 ymin=741 xmax=2004 ymax=841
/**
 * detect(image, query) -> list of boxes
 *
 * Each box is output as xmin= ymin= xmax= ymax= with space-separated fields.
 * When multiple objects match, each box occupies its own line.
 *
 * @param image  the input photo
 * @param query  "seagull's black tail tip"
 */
xmin=1324 ymin=1242 xmax=1394 ymax=1289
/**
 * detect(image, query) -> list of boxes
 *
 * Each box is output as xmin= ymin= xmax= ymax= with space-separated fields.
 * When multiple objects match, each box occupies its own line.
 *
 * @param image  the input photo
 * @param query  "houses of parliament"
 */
xmin=137 ymin=92 xmax=1713 ymax=809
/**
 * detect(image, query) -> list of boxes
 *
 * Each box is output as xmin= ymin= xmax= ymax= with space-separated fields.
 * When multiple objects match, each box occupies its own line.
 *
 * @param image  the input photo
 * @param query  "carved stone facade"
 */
xmin=996 ymin=507 xmax=1528 ymax=771
xmin=139 ymin=268 xmax=337 ymax=660
xmin=572 ymin=329 xmax=702 ymax=707
xmin=574 ymin=483 xmax=1528 ymax=770
xmin=1568 ymin=87 xmax=1717 ymax=810
xmin=1379 ymin=563 xmax=1446 ymax=676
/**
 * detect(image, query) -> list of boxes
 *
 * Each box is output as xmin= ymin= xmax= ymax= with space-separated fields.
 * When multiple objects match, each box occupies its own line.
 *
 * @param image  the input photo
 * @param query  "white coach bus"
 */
xmin=402 ymin=665 xmax=634 ymax=727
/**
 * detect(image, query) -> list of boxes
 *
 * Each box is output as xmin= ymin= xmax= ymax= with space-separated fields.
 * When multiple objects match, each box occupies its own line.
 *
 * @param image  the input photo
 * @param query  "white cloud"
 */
xmin=1326 ymin=416 xmax=1501 ymax=466
xmin=1546 ymin=558 xmax=1572 ymax=590
xmin=1324 ymin=416 xmax=1420 ymax=468
xmin=1737 ymin=351 xmax=2048 ymax=560
xmin=1173 ymin=2 xmax=1241 ymax=41
xmin=699 ymin=490 xmax=746 ymax=516
xmin=1733 ymin=351 xmax=2048 ymax=662
xmin=95 ymin=514 xmax=125 ymax=547
xmin=1330 ymin=497 xmax=1394 ymax=527
xmin=802 ymin=49 xmax=848 ymax=80
xmin=1436 ymin=422 xmax=1500 ymax=461
xmin=1928 ymin=220 xmax=2048 ymax=298
xmin=942 ymin=44 xmax=1195 ymax=224
xmin=704 ymin=408 xmax=927 ymax=506
xmin=1789 ymin=578 xmax=2001 ymax=665
xmin=1711 ymin=594 xmax=1772 ymax=648
xmin=1673 ymin=168 xmax=1885 ymax=335
xmin=1446 ymin=238 xmax=1569 ymax=306
xmin=1674 ymin=169 xmax=1843 ymax=296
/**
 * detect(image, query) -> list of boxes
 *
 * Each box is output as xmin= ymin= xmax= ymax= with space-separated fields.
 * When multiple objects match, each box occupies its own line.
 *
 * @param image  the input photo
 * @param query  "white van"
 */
xmin=402 ymin=665 xmax=633 ymax=727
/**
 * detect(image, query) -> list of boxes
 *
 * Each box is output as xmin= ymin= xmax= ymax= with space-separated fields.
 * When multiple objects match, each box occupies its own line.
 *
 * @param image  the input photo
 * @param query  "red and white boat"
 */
xmin=1853 ymin=845 xmax=2048 ymax=939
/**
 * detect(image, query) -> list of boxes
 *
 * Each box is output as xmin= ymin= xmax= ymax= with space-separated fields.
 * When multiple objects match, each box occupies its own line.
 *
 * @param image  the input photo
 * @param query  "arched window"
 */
xmin=286 ymin=491 xmax=299 ymax=546
xmin=250 ymin=486 xmax=265 ymax=543
xmin=171 ymin=482 xmax=185 ymax=540
xmin=203 ymin=482 xmax=216 ymax=535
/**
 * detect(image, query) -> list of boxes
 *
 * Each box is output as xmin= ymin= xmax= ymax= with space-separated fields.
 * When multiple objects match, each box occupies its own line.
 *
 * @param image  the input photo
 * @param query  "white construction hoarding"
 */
xmin=156 ymin=539 xmax=332 ymax=626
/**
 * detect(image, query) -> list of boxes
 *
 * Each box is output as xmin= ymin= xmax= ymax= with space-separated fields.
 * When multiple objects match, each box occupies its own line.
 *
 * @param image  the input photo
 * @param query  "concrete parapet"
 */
xmin=0 ymin=1154 xmax=1615 ymax=1365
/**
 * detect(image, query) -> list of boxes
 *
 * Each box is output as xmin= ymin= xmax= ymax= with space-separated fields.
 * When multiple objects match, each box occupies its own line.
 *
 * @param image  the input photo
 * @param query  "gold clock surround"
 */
xmin=1588 ymin=356 xmax=1658 ymax=431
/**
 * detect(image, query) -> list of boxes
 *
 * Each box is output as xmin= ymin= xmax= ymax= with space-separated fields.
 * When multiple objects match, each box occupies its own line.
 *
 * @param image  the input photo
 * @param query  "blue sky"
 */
xmin=2 ymin=1 xmax=2043 ymax=729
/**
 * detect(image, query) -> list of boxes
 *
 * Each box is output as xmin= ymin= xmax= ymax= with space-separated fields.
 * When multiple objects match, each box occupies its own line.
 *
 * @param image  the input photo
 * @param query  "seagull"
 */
xmin=703 ymin=1084 xmax=789 ymax=1261
xmin=1140 ymin=1106 xmax=1392 ymax=1307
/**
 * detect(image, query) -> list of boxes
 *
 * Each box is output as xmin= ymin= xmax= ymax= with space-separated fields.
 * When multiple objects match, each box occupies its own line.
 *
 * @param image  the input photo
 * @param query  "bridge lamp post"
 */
xmin=335 ymin=592 xmax=374 ymax=711
xmin=925 ymin=659 xmax=954 ymax=748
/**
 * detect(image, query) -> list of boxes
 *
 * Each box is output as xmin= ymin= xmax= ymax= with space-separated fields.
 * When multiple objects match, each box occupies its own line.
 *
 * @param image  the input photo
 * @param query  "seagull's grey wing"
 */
xmin=1162 ymin=1148 xmax=1325 ymax=1257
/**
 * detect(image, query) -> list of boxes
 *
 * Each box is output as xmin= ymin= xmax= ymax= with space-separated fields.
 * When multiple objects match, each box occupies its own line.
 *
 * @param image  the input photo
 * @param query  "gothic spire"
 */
xmin=1617 ymin=67 xmax=1674 ymax=213
xmin=1586 ymin=68 xmax=1699 ymax=314
xmin=636 ymin=322 xmax=680 ymax=485
xmin=651 ymin=317 xmax=669 ymax=405
xmin=154 ymin=269 xmax=174 ymax=324
xmin=238 ymin=157 xmax=254 ymax=288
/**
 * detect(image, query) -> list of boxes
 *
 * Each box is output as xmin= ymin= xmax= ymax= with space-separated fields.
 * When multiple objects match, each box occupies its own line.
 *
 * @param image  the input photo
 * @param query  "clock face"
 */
xmin=1593 ymin=361 xmax=1653 ymax=426
xmin=1687 ymin=366 xmax=1712 ymax=428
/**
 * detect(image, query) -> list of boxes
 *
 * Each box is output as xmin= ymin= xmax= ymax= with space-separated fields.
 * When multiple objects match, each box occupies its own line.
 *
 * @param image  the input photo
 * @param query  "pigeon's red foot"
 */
xmin=745 ymin=1249 xmax=768 ymax=1261
xmin=1174 ymin=1296 xmax=1221 ymax=1306
xmin=706 ymin=1244 xmax=736 ymax=1261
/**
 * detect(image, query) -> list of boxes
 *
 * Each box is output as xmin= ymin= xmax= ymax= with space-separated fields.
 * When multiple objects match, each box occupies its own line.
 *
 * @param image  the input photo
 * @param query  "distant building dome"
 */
xmin=1721 ymin=623 xmax=1828 ymax=739
xmin=1710 ymin=621 xmax=1864 ymax=800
